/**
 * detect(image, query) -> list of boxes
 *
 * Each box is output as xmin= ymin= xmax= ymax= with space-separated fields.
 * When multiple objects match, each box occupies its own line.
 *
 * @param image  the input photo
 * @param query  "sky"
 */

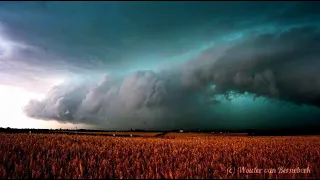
xmin=0 ymin=1 xmax=320 ymax=130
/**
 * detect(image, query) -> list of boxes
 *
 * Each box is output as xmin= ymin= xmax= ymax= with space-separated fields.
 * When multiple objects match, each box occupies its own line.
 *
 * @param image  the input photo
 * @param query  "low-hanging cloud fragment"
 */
xmin=24 ymin=25 xmax=320 ymax=129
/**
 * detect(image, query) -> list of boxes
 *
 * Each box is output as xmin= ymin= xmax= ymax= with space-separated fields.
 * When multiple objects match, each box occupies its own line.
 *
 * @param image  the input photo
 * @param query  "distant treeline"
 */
xmin=0 ymin=127 xmax=319 ymax=136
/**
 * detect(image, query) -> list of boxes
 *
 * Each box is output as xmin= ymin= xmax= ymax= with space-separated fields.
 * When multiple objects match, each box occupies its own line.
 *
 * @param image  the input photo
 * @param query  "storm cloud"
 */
xmin=0 ymin=2 xmax=320 ymax=130
xmin=185 ymin=25 xmax=320 ymax=107
xmin=24 ymin=25 xmax=320 ymax=130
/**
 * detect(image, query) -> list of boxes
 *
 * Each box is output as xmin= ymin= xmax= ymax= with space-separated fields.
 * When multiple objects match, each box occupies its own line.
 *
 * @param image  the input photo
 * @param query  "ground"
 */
xmin=0 ymin=132 xmax=319 ymax=179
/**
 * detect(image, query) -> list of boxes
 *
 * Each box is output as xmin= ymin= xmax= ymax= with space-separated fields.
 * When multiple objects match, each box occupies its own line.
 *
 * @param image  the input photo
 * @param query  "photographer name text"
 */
xmin=227 ymin=166 xmax=311 ymax=174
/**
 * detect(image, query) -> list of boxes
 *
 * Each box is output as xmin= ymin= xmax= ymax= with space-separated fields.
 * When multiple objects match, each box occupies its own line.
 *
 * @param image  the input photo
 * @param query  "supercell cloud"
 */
xmin=1 ymin=2 xmax=320 ymax=130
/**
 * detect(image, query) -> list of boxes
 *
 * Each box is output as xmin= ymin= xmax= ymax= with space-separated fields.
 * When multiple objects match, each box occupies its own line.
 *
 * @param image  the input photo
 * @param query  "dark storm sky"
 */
xmin=0 ymin=1 xmax=320 ymax=130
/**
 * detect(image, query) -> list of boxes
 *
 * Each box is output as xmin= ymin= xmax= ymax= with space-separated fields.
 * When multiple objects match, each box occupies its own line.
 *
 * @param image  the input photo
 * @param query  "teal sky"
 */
xmin=0 ymin=2 xmax=320 ymax=130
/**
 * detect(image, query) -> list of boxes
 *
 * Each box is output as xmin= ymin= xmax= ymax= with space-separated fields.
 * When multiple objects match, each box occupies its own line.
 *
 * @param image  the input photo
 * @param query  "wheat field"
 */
xmin=0 ymin=133 xmax=319 ymax=179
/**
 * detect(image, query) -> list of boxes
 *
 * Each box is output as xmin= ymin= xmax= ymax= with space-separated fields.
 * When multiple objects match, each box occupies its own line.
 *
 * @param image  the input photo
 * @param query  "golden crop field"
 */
xmin=162 ymin=132 xmax=248 ymax=138
xmin=68 ymin=131 xmax=162 ymax=137
xmin=0 ymin=134 xmax=319 ymax=179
